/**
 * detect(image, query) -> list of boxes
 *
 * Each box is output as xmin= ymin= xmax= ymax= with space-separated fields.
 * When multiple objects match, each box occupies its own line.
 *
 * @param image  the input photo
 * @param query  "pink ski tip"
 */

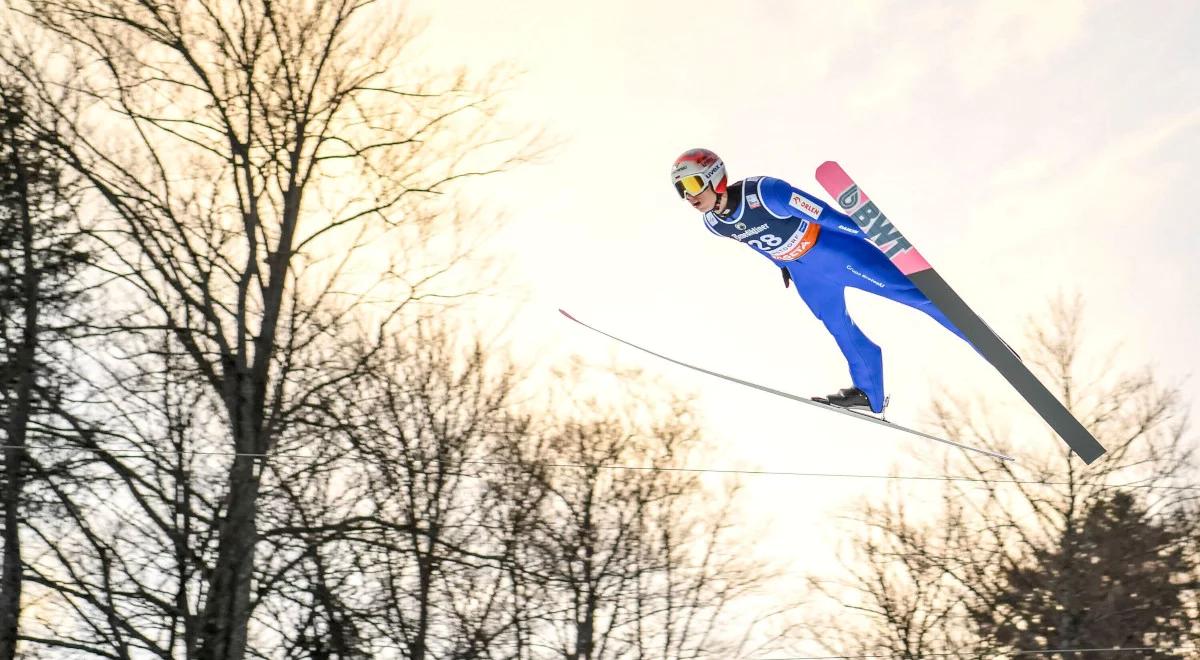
xmin=558 ymin=308 xmax=577 ymax=321
xmin=815 ymin=161 xmax=853 ymax=190
xmin=815 ymin=161 xmax=842 ymax=175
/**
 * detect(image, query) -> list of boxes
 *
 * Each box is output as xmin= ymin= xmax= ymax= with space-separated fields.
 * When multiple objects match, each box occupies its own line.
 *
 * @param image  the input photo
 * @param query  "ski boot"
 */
xmin=812 ymin=387 xmax=888 ymax=418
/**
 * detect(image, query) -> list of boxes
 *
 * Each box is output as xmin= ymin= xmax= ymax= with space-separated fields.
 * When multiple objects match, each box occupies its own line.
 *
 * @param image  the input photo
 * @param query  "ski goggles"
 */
xmin=673 ymin=174 xmax=708 ymax=198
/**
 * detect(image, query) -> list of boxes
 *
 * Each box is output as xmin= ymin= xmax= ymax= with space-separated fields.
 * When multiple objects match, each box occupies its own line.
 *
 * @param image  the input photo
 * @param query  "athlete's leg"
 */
xmin=815 ymin=232 xmax=974 ymax=348
xmin=785 ymin=263 xmax=887 ymax=413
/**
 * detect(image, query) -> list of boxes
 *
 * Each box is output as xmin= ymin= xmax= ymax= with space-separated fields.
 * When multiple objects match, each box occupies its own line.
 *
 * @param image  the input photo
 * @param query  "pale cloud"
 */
xmin=950 ymin=0 xmax=1093 ymax=90
xmin=984 ymin=108 xmax=1200 ymax=230
xmin=844 ymin=42 xmax=932 ymax=113
xmin=840 ymin=0 xmax=1095 ymax=110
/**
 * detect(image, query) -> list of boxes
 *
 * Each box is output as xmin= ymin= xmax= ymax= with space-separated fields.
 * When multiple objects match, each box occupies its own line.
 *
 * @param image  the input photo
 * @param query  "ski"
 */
xmin=559 ymin=309 xmax=1015 ymax=462
xmin=814 ymin=161 xmax=1106 ymax=464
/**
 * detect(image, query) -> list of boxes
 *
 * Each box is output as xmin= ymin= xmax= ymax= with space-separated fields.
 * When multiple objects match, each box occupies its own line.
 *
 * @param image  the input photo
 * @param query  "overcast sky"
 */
xmin=407 ymin=0 xmax=1200 ymax=628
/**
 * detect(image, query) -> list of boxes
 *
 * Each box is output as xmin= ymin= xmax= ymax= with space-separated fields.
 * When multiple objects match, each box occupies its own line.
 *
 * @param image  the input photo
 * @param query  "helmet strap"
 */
xmin=715 ymin=182 xmax=739 ymax=217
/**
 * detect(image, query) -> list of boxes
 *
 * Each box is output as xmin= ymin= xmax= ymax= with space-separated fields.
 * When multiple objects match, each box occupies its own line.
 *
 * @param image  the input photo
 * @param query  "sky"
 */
xmin=406 ymin=0 xmax=1200 ymax=643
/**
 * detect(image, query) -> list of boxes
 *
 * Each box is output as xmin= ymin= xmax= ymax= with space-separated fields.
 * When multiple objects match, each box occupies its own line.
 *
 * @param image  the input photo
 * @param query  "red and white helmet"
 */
xmin=671 ymin=148 xmax=727 ymax=198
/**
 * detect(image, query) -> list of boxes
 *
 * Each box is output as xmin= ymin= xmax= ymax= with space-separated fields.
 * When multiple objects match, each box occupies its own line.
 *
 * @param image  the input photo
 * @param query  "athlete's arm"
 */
xmin=758 ymin=176 xmax=864 ymax=237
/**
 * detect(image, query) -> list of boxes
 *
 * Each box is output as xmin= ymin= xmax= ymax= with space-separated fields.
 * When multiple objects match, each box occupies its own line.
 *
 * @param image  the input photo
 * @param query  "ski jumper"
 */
xmin=702 ymin=176 xmax=971 ymax=413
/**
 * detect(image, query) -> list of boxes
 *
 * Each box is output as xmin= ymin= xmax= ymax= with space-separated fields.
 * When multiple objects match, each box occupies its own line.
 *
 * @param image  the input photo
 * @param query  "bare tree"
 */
xmin=807 ymin=296 xmax=1200 ymax=658
xmin=239 ymin=329 xmax=784 ymax=660
xmin=510 ymin=368 xmax=780 ymax=660
xmin=251 ymin=320 xmax=530 ymax=659
xmin=0 ymin=1 xmax=534 ymax=657
xmin=14 ymin=331 xmax=220 ymax=658
xmin=15 ymin=315 xmax=533 ymax=659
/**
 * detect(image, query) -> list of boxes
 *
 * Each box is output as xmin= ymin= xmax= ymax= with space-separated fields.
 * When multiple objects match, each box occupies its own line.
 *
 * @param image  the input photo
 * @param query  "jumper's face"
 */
xmin=685 ymin=186 xmax=718 ymax=213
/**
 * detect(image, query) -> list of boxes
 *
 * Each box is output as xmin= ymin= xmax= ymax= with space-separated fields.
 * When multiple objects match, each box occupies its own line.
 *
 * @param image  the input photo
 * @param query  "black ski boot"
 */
xmin=812 ymin=387 xmax=875 ymax=413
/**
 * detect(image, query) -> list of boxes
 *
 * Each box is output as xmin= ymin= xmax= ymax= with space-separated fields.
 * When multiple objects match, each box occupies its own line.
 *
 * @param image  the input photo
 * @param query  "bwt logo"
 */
xmin=837 ymin=185 xmax=912 ymax=259
xmin=837 ymin=187 xmax=860 ymax=210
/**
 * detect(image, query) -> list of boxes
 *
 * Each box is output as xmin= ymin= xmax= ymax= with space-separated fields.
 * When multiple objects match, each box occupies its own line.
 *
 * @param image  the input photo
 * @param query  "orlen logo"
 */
xmin=789 ymin=192 xmax=823 ymax=219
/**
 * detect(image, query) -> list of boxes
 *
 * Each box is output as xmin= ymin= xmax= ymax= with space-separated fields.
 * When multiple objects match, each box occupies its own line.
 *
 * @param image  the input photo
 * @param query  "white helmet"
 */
xmin=671 ymin=148 xmax=728 ymax=198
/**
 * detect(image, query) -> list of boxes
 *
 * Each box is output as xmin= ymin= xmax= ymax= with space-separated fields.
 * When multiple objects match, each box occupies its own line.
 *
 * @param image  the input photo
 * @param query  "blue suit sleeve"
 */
xmin=758 ymin=176 xmax=864 ymax=237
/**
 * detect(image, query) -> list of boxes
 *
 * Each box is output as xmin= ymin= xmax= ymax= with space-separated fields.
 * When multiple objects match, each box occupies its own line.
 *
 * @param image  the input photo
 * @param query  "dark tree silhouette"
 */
xmin=1 ymin=1 xmax=533 ymax=657
xmin=807 ymin=297 xmax=1199 ymax=659
xmin=0 ymin=83 xmax=89 ymax=660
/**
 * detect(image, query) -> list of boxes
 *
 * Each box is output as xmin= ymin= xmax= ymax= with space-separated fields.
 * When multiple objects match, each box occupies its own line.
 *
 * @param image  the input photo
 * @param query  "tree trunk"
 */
xmin=196 ymin=452 xmax=262 ymax=660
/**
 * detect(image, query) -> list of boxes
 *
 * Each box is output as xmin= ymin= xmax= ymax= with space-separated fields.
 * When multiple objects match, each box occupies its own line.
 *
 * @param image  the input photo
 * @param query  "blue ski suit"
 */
xmin=701 ymin=176 xmax=970 ymax=413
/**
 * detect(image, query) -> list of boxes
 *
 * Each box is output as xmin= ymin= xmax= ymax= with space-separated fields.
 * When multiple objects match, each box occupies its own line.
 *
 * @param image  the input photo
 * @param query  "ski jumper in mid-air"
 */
xmin=671 ymin=148 xmax=974 ymax=414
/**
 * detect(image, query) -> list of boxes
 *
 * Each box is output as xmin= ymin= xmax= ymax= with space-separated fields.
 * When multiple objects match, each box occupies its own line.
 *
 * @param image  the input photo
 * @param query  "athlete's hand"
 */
xmin=780 ymin=266 xmax=791 ymax=289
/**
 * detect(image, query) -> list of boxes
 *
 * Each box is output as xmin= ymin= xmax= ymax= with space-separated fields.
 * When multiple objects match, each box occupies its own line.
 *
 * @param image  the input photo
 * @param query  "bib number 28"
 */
xmin=747 ymin=234 xmax=783 ymax=250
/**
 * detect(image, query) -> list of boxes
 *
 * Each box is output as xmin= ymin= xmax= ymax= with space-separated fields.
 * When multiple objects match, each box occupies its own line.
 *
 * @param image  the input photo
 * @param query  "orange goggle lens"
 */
xmin=673 ymin=174 xmax=707 ymax=198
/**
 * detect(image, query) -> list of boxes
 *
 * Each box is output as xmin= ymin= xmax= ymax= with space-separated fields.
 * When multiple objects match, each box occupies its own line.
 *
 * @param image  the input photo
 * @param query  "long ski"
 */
xmin=814 ymin=161 xmax=1106 ymax=464
xmin=559 ymin=309 xmax=1015 ymax=462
